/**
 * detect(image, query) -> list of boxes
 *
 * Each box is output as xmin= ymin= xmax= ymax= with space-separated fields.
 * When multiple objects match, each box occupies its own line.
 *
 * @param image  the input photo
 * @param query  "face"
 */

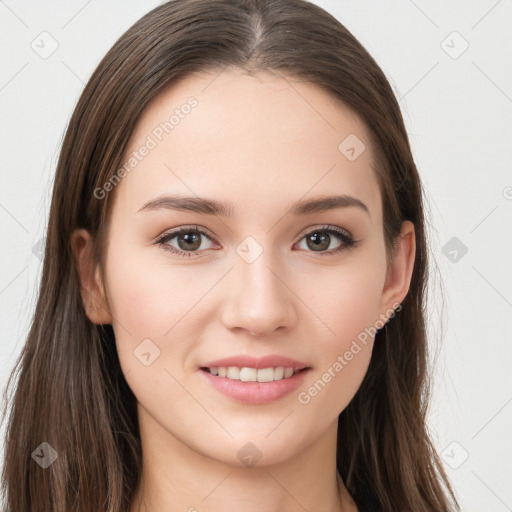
xmin=84 ymin=68 xmax=412 ymax=467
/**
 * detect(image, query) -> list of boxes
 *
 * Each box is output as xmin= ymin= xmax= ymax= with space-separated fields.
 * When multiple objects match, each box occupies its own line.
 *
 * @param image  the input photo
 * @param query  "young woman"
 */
xmin=1 ymin=1 xmax=460 ymax=511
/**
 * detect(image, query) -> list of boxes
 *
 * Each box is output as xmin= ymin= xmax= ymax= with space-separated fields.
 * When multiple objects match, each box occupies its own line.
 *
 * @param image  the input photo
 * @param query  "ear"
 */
xmin=377 ymin=220 xmax=416 ymax=321
xmin=71 ymin=228 xmax=112 ymax=325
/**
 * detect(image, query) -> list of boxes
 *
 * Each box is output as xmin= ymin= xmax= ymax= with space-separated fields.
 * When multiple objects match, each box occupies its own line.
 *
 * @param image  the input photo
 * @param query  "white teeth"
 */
xmin=274 ymin=367 xmax=284 ymax=380
xmin=227 ymin=366 xmax=240 ymax=379
xmin=207 ymin=365 xmax=300 ymax=381
xmin=240 ymin=367 xmax=257 ymax=382
xmin=257 ymin=368 xmax=274 ymax=382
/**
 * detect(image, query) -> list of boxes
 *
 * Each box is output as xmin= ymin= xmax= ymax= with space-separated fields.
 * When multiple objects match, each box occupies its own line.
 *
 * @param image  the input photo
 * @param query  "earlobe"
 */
xmin=378 ymin=221 xmax=416 ymax=321
xmin=71 ymin=228 xmax=112 ymax=325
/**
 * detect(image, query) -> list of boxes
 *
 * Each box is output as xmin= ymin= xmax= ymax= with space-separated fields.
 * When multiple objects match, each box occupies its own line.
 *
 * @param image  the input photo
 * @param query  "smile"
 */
xmin=203 ymin=366 xmax=300 ymax=382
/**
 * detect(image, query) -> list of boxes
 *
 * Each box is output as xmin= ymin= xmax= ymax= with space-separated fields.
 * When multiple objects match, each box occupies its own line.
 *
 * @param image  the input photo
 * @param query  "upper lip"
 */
xmin=200 ymin=355 xmax=311 ymax=372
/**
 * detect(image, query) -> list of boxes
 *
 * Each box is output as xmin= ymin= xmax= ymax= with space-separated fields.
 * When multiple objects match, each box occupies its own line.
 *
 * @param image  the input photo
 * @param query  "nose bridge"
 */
xmin=222 ymin=240 xmax=295 ymax=334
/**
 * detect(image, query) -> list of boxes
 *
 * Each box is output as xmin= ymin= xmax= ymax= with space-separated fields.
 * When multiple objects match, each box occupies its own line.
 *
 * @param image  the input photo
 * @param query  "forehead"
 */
xmin=113 ymin=68 xmax=382 ymax=223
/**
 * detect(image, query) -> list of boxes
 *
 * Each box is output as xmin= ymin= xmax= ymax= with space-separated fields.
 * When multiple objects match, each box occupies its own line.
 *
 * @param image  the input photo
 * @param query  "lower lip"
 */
xmin=199 ymin=368 xmax=311 ymax=405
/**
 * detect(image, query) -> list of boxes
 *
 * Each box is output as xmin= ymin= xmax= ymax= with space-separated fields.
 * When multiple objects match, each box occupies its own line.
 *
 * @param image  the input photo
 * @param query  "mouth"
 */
xmin=198 ymin=358 xmax=312 ymax=404
xmin=198 ymin=355 xmax=312 ymax=404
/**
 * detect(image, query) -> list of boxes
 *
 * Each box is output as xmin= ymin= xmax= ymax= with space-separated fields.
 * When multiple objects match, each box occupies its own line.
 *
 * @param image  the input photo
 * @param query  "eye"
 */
xmin=155 ymin=225 xmax=217 ymax=258
xmin=294 ymin=225 xmax=358 ymax=256
xmin=155 ymin=224 xmax=358 ymax=258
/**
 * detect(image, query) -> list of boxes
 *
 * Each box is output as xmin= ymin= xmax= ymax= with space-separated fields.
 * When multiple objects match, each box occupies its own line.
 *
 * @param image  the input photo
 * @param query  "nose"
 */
xmin=220 ymin=253 xmax=297 ymax=337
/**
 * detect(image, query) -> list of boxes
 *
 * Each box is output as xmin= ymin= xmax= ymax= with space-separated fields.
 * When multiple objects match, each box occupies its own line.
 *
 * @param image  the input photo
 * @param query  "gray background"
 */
xmin=1 ymin=1 xmax=511 ymax=510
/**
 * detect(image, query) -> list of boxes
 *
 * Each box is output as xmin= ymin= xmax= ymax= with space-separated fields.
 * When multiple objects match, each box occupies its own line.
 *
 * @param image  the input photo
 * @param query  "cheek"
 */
xmin=103 ymin=247 xmax=203 ymax=410
xmin=105 ymin=243 xmax=192 ymax=335
xmin=103 ymin=241 xmax=222 ymax=379
xmin=304 ymin=260 xmax=384 ymax=348
xmin=294 ymin=262 xmax=383 ymax=412
xmin=102 ymin=243 xmax=179 ymax=372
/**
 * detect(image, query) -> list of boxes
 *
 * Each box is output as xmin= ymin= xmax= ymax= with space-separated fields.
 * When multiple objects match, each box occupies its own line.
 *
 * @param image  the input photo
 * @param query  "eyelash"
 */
xmin=155 ymin=224 xmax=358 ymax=258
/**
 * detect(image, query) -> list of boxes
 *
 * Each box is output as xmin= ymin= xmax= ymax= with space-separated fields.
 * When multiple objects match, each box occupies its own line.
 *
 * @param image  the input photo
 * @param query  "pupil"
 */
xmin=309 ymin=233 xmax=329 ymax=251
xmin=179 ymin=232 xmax=200 ymax=250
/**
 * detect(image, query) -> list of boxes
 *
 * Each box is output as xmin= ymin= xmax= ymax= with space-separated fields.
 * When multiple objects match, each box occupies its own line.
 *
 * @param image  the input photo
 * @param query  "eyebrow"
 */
xmin=137 ymin=193 xmax=370 ymax=217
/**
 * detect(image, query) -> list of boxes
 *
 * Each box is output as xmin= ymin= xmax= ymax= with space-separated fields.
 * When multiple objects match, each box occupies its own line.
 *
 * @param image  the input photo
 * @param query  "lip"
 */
xmin=199 ymin=366 xmax=312 ymax=405
xmin=200 ymin=355 xmax=311 ymax=372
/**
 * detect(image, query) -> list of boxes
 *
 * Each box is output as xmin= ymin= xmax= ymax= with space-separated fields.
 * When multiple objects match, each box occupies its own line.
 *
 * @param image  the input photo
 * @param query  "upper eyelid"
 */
xmin=155 ymin=225 xmax=213 ymax=241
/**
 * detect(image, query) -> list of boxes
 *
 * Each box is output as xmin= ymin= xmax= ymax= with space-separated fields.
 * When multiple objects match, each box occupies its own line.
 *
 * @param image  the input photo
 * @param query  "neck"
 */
xmin=129 ymin=409 xmax=357 ymax=512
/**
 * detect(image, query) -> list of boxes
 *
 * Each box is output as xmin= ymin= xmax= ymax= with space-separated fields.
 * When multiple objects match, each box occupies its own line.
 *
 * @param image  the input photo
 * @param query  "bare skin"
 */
xmin=72 ymin=67 xmax=415 ymax=512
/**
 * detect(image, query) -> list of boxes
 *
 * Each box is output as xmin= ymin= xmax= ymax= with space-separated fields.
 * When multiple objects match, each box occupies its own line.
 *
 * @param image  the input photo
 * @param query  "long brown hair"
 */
xmin=1 ymin=1 xmax=459 ymax=510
